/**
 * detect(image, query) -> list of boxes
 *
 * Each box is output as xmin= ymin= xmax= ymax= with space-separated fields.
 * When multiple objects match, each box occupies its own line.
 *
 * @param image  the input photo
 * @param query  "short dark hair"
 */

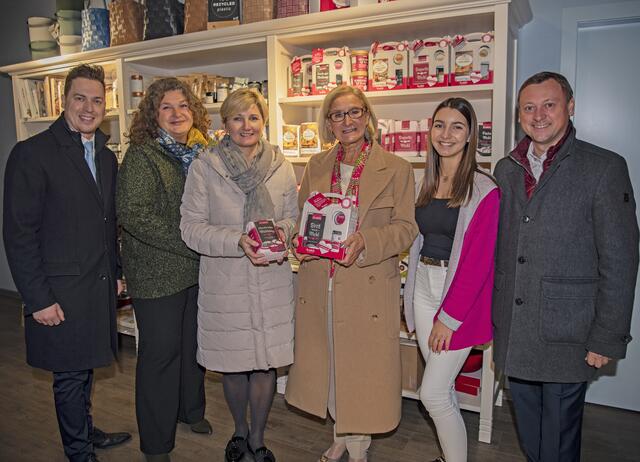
xmin=64 ymin=64 xmax=105 ymax=97
xmin=517 ymin=71 xmax=574 ymax=108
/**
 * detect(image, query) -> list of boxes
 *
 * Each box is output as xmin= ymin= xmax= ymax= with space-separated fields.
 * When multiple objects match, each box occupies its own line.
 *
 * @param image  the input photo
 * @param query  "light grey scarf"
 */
xmin=217 ymin=136 xmax=285 ymax=226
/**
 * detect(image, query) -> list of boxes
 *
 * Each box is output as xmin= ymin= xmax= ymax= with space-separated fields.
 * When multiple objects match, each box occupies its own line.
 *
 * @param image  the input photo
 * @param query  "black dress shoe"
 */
xmin=87 ymin=453 xmax=101 ymax=462
xmin=189 ymin=418 xmax=213 ymax=435
xmin=91 ymin=427 xmax=132 ymax=449
xmin=225 ymin=435 xmax=248 ymax=462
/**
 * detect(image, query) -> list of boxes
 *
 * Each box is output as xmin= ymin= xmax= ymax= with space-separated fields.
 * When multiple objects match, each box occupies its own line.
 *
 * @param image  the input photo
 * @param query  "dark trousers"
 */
xmin=509 ymin=377 xmax=588 ymax=462
xmin=133 ymin=285 xmax=206 ymax=455
xmin=52 ymin=369 xmax=94 ymax=462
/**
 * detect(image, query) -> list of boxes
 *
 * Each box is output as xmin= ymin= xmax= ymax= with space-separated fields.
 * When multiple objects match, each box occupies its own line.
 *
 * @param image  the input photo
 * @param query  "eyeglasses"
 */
xmin=327 ymin=107 xmax=368 ymax=123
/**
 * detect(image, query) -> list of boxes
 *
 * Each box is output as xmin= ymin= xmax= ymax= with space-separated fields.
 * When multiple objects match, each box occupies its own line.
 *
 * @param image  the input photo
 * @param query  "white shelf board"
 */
xmin=128 ymin=104 xmax=221 ymax=115
xmin=124 ymin=39 xmax=267 ymax=69
xmin=279 ymin=85 xmax=493 ymax=107
xmin=23 ymin=110 xmax=120 ymax=123
xmin=286 ymin=154 xmax=426 ymax=164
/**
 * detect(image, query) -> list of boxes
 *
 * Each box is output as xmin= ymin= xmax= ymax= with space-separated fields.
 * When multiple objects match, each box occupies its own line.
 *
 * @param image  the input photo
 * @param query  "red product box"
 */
xmin=409 ymin=37 xmax=450 ymax=88
xmin=455 ymin=378 xmax=480 ymax=396
xmin=320 ymin=0 xmax=349 ymax=11
xmin=368 ymin=41 xmax=409 ymax=91
xmin=311 ymin=47 xmax=351 ymax=95
xmin=450 ymin=32 xmax=494 ymax=86
xmin=297 ymin=191 xmax=358 ymax=260
xmin=393 ymin=119 xmax=419 ymax=158
xmin=456 ymin=371 xmax=481 ymax=388
xmin=245 ymin=219 xmax=287 ymax=261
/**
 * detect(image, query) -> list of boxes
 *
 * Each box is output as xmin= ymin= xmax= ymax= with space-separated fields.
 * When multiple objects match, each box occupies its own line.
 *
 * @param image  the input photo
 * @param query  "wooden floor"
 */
xmin=0 ymin=295 xmax=638 ymax=462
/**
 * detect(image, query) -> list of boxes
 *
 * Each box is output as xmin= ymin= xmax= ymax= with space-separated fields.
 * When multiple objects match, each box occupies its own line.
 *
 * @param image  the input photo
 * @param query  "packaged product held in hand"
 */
xmin=245 ymin=219 xmax=287 ymax=261
xmin=297 ymin=191 xmax=358 ymax=260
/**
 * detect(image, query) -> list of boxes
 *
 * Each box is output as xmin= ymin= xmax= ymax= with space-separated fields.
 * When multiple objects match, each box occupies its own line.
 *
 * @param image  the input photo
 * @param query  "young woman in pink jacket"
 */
xmin=403 ymin=97 xmax=500 ymax=462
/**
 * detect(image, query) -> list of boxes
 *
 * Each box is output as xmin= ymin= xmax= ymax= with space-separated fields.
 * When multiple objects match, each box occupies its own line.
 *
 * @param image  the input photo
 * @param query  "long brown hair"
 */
xmin=126 ymin=77 xmax=210 ymax=145
xmin=416 ymin=97 xmax=479 ymax=208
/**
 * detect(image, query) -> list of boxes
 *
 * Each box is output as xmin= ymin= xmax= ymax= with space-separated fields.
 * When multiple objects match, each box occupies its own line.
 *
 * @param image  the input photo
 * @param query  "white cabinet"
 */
xmin=0 ymin=0 xmax=530 ymax=445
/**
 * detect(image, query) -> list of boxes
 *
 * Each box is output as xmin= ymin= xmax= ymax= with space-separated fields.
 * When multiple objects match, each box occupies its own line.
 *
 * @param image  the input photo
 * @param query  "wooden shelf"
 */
xmin=279 ymin=85 xmax=493 ymax=107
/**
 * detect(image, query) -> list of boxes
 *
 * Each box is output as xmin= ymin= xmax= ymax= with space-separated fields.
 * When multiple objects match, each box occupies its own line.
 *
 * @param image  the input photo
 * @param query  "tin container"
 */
xmin=130 ymin=74 xmax=144 ymax=93
xmin=217 ymin=83 xmax=229 ymax=103
xmin=351 ymin=72 xmax=368 ymax=91
xmin=131 ymin=91 xmax=144 ymax=109
xmin=248 ymin=81 xmax=262 ymax=93
xmin=351 ymin=49 xmax=369 ymax=73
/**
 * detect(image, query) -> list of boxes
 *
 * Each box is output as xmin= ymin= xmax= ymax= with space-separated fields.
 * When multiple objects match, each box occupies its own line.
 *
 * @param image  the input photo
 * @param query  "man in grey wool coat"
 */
xmin=492 ymin=71 xmax=639 ymax=462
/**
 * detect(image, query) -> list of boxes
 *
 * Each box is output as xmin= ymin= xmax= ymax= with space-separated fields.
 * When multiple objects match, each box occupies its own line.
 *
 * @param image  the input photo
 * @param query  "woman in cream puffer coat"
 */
xmin=180 ymin=88 xmax=297 ymax=462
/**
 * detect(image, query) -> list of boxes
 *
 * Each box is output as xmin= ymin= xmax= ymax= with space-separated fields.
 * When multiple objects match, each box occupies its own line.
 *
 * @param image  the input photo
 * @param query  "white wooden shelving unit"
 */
xmin=1 ymin=0 xmax=530 ymax=445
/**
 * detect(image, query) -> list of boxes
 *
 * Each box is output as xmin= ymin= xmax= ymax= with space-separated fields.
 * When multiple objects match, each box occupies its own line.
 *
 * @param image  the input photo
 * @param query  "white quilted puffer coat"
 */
xmin=180 ymin=143 xmax=298 ymax=372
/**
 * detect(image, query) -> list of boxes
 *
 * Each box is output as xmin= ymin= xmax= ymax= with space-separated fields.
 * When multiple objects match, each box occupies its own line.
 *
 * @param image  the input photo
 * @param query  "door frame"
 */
xmin=560 ymin=1 xmax=640 ymax=85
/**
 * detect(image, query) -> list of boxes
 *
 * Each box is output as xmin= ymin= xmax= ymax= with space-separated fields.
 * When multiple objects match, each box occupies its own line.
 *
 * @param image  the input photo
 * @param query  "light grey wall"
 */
xmin=0 ymin=1 xmax=57 ymax=292
xmin=516 ymin=0 xmax=640 ymax=411
xmin=516 ymin=0 xmax=625 ymax=87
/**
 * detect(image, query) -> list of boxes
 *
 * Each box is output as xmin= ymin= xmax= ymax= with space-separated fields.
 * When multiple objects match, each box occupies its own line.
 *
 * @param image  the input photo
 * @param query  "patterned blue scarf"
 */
xmin=156 ymin=127 xmax=205 ymax=174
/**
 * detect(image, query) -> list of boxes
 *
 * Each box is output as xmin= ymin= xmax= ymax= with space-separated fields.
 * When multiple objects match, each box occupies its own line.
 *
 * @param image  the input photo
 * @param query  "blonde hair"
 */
xmin=318 ymin=86 xmax=378 ymax=145
xmin=220 ymin=88 xmax=269 ymax=125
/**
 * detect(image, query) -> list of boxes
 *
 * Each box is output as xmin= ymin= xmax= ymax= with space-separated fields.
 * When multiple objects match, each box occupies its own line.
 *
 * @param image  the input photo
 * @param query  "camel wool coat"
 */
xmin=285 ymin=142 xmax=418 ymax=434
xmin=180 ymin=143 xmax=298 ymax=372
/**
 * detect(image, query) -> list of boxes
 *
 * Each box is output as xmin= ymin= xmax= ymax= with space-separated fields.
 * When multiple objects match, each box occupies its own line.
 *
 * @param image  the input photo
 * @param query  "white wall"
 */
xmin=0 ymin=1 xmax=57 ymax=293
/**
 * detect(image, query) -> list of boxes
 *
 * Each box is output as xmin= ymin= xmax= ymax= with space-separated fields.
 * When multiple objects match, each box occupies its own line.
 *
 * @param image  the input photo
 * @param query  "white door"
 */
xmin=562 ymin=2 xmax=640 ymax=411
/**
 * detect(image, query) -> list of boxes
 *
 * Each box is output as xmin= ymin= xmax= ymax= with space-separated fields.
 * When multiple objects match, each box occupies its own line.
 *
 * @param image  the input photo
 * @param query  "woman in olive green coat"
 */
xmin=116 ymin=78 xmax=212 ymax=462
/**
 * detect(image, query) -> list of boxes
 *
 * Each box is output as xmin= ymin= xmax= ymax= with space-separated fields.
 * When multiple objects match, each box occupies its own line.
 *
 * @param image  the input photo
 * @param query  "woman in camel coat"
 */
xmin=285 ymin=86 xmax=418 ymax=462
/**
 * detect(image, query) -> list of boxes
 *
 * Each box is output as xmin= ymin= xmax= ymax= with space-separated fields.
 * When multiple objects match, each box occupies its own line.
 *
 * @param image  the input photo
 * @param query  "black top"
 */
xmin=415 ymin=198 xmax=460 ymax=260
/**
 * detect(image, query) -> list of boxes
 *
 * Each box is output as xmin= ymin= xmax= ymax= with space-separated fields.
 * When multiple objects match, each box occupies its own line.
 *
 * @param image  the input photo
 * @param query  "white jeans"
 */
xmin=414 ymin=262 xmax=472 ymax=462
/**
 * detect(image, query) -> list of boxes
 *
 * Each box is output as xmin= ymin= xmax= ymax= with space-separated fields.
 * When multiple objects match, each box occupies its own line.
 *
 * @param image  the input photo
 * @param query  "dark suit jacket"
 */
xmin=3 ymin=115 xmax=120 ymax=372
xmin=492 ymin=127 xmax=639 ymax=383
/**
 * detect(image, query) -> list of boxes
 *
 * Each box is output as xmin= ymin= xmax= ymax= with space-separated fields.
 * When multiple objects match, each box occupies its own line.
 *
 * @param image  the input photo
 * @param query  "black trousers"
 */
xmin=509 ymin=377 xmax=588 ymax=462
xmin=133 ymin=285 xmax=206 ymax=455
xmin=52 ymin=369 xmax=94 ymax=462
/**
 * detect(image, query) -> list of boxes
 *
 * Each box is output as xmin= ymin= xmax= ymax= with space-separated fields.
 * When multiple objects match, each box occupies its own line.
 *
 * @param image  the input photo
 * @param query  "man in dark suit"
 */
xmin=492 ymin=71 xmax=639 ymax=462
xmin=3 ymin=64 xmax=131 ymax=462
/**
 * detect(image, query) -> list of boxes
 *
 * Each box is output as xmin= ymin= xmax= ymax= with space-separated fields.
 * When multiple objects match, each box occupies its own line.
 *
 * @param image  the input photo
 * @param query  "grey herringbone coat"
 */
xmin=492 ymin=128 xmax=639 ymax=383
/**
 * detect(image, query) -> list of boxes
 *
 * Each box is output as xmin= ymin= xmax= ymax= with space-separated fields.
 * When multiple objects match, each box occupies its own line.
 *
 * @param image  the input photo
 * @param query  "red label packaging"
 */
xmin=477 ymin=121 xmax=492 ymax=157
xmin=377 ymin=119 xmax=395 ymax=153
xmin=297 ymin=191 xmax=358 ymax=260
xmin=368 ymin=41 xmax=409 ymax=91
xmin=450 ymin=32 xmax=494 ymax=86
xmin=319 ymin=0 xmax=350 ymax=10
xmin=418 ymin=118 xmax=431 ymax=157
xmin=393 ymin=120 xmax=419 ymax=158
xmin=245 ymin=219 xmax=287 ymax=261
xmin=409 ymin=37 xmax=450 ymax=88
xmin=288 ymin=54 xmax=313 ymax=96
xmin=311 ymin=47 xmax=351 ymax=95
